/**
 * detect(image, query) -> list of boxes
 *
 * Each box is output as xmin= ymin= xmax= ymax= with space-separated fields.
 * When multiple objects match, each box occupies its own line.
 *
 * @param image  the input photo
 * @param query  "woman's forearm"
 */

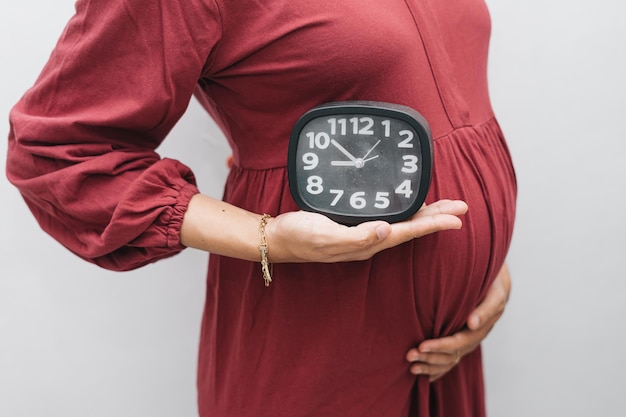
xmin=180 ymin=193 xmax=264 ymax=261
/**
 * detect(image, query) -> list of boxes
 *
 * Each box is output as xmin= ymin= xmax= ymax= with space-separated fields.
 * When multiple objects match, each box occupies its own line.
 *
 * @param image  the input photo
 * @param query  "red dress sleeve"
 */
xmin=6 ymin=0 xmax=222 ymax=271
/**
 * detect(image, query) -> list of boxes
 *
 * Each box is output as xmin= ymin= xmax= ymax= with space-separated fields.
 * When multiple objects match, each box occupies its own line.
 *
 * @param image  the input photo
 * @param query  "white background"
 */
xmin=1 ymin=1 xmax=624 ymax=416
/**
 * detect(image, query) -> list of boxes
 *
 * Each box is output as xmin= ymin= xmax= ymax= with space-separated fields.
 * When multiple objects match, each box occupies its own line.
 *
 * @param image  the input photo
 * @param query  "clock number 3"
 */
xmin=401 ymin=155 xmax=418 ymax=173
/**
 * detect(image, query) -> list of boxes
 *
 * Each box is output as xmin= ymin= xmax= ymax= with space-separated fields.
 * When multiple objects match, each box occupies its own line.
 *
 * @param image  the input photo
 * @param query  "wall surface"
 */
xmin=483 ymin=1 xmax=626 ymax=416
xmin=1 ymin=1 xmax=624 ymax=416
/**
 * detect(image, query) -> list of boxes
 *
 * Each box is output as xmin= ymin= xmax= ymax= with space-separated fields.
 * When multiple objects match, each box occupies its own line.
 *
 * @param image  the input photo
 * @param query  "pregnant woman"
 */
xmin=7 ymin=0 xmax=516 ymax=416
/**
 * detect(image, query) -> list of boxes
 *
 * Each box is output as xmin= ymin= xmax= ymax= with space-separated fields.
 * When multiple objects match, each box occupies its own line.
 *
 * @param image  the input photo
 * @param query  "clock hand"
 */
xmin=331 ymin=160 xmax=357 ymax=166
xmin=361 ymin=139 xmax=381 ymax=160
xmin=363 ymin=155 xmax=380 ymax=163
xmin=330 ymin=139 xmax=358 ymax=162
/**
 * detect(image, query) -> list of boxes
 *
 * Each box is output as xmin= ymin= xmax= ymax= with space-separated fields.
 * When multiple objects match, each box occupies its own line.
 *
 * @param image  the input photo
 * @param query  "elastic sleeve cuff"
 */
xmin=166 ymin=180 xmax=201 ymax=249
xmin=89 ymin=159 xmax=201 ymax=271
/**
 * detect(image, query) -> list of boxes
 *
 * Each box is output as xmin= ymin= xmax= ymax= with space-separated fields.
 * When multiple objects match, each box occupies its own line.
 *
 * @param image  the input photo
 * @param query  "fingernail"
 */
xmin=470 ymin=315 xmax=480 ymax=328
xmin=375 ymin=225 xmax=390 ymax=240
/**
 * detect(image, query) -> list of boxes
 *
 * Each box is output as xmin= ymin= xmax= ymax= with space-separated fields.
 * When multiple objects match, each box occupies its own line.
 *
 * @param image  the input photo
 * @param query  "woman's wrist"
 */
xmin=180 ymin=193 xmax=266 ymax=262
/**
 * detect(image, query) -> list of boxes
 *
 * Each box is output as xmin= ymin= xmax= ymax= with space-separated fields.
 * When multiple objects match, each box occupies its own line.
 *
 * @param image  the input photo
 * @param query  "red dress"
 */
xmin=7 ymin=0 xmax=517 ymax=416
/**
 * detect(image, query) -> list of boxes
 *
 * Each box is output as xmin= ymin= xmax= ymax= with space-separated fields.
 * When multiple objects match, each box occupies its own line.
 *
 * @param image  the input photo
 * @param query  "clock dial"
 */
xmin=288 ymin=101 xmax=433 ymax=225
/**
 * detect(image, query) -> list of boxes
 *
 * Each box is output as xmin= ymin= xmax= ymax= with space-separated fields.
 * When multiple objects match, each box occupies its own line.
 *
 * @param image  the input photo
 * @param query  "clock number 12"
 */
xmin=328 ymin=117 xmax=375 ymax=135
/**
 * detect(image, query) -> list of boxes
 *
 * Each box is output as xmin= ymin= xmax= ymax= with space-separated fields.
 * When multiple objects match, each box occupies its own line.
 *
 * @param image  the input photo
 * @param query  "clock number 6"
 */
xmin=350 ymin=192 xmax=366 ymax=209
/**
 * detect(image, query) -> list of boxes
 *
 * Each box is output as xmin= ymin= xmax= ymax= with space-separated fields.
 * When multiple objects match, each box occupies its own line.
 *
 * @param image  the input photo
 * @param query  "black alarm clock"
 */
xmin=288 ymin=101 xmax=433 ymax=225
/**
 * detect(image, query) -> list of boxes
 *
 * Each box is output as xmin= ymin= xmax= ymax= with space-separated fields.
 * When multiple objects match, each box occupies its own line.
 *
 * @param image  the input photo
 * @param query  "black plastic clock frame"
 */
xmin=287 ymin=101 xmax=433 ymax=225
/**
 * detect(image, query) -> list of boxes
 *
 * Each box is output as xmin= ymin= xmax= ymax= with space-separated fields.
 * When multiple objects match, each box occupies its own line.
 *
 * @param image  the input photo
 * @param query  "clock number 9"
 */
xmin=302 ymin=152 xmax=319 ymax=170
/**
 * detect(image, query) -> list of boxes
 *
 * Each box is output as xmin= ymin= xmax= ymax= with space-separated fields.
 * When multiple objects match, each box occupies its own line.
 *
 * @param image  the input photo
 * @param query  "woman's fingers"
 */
xmin=405 ymin=264 xmax=512 ymax=381
xmin=406 ymin=332 xmax=472 ymax=381
xmin=406 ymin=349 xmax=461 ymax=381
xmin=350 ymin=199 xmax=468 ymax=259
xmin=387 ymin=200 xmax=468 ymax=240
xmin=467 ymin=264 xmax=511 ymax=330
xmin=267 ymin=199 xmax=468 ymax=263
xmin=406 ymin=350 xmax=459 ymax=366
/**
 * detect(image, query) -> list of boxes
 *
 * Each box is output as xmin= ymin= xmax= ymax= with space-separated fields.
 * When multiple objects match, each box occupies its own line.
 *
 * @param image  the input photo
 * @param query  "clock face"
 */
xmin=288 ymin=101 xmax=433 ymax=225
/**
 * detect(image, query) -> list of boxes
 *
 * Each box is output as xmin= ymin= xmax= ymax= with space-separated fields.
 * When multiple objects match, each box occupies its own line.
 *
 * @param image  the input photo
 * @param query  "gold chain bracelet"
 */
xmin=258 ymin=214 xmax=272 ymax=287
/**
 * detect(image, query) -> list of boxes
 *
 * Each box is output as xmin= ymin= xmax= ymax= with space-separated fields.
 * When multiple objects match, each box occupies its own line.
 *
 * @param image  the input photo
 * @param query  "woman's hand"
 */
xmin=181 ymin=194 xmax=467 ymax=264
xmin=405 ymin=263 xmax=511 ymax=381
xmin=266 ymin=199 xmax=468 ymax=263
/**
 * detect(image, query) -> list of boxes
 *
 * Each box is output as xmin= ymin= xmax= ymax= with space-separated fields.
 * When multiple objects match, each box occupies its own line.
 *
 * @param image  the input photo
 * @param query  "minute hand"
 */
xmin=362 ymin=140 xmax=381 ymax=160
xmin=330 ymin=139 xmax=358 ymax=162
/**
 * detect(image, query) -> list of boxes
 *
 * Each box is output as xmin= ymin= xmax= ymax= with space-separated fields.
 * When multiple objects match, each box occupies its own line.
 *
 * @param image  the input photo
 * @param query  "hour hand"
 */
xmin=331 ymin=160 xmax=357 ymax=166
xmin=330 ymin=139 xmax=358 ymax=162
